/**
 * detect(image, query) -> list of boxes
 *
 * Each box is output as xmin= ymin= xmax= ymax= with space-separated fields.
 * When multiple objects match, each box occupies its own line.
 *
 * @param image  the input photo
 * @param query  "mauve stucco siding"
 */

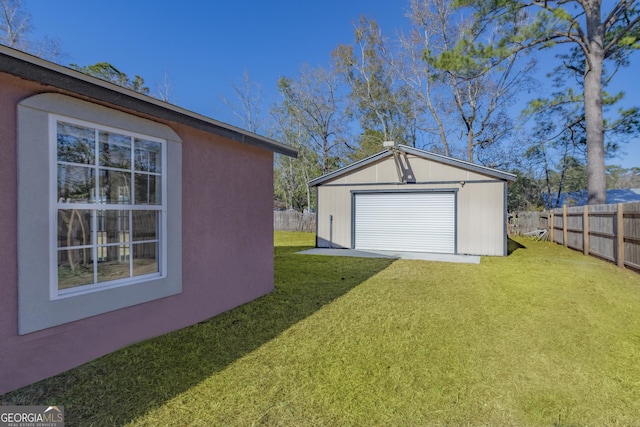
xmin=180 ymin=124 xmax=275 ymax=319
xmin=0 ymin=73 xmax=275 ymax=394
xmin=0 ymin=75 xmax=21 ymax=391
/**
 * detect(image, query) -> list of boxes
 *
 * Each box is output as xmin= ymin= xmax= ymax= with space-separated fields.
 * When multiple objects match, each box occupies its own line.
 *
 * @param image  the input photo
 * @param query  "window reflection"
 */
xmin=57 ymin=122 xmax=95 ymax=165
xmin=56 ymin=120 xmax=163 ymax=291
xmin=58 ymin=248 xmax=94 ymax=289
xmin=97 ymin=210 xmax=130 ymax=247
xmin=99 ymin=170 xmax=131 ymax=204
xmin=135 ymin=139 xmax=161 ymax=173
xmin=57 ymin=164 xmax=95 ymax=203
xmin=58 ymin=209 xmax=92 ymax=247
xmin=133 ymin=242 xmax=158 ymax=277
xmin=134 ymin=174 xmax=161 ymax=205
xmin=99 ymin=131 xmax=131 ymax=169
xmin=97 ymin=247 xmax=130 ymax=283
xmin=132 ymin=211 xmax=158 ymax=241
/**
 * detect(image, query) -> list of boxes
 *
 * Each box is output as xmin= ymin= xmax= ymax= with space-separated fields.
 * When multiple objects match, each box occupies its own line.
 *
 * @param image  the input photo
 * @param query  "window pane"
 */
xmin=97 ymin=246 xmax=130 ymax=282
xmin=58 ymin=209 xmax=93 ymax=248
xmin=134 ymin=139 xmax=162 ymax=173
xmin=58 ymin=248 xmax=94 ymax=289
xmin=58 ymin=164 xmax=95 ymax=203
xmin=99 ymin=170 xmax=132 ymax=204
xmin=133 ymin=242 xmax=158 ymax=276
xmin=132 ymin=210 xmax=158 ymax=241
xmin=99 ymin=131 xmax=131 ymax=169
xmin=54 ymin=124 xmax=164 ymax=291
xmin=57 ymin=122 xmax=95 ymax=165
xmin=134 ymin=174 xmax=161 ymax=205
xmin=97 ymin=210 xmax=129 ymax=245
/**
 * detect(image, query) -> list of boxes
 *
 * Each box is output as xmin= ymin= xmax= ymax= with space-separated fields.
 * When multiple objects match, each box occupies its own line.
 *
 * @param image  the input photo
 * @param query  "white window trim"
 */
xmin=18 ymin=93 xmax=182 ymax=335
xmin=48 ymin=115 xmax=169 ymax=300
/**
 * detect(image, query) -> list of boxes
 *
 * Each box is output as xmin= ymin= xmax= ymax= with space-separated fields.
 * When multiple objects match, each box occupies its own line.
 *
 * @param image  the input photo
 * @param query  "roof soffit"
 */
xmin=0 ymin=45 xmax=297 ymax=158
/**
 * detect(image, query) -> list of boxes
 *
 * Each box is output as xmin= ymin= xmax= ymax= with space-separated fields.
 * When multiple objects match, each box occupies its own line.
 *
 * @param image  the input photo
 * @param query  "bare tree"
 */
xmin=397 ymin=0 xmax=456 ymax=156
xmin=220 ymin=70 xmax=264 ymax=134
xmin=270 ymin=64 xmax=350 ymax=211
xmin=0 ymin=0 xmax=64 ymax=62
xmin=156 ymin=71 xmax=176 ymax=104
xmin=272 ymin=104 xmax=321 ymax=211
xmin=275 ymin=64 xmax=349 ymax=174
xmin=400 ymin=0 xmax=535 ymax=164
xmin=0 ymin=0 xmax=29 ymax=49
xmin=333 ymin=16 xmax=418 ymax=158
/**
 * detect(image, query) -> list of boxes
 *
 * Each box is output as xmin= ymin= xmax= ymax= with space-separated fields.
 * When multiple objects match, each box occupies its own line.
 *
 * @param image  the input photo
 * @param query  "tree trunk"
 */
xmin=584 ymin=1 xmax=606 ymax=205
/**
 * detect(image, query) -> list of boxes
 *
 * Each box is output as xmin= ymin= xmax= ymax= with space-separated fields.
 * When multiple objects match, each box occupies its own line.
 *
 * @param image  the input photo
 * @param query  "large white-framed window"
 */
xmin=52 ymin=116 xmax=168 ymax=298
xmin=18 ymin=93 xmax=182 ymax=335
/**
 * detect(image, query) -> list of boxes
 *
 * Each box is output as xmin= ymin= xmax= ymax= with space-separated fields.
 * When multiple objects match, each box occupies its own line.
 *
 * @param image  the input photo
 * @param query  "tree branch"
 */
xmin=604 ymin=14 xmax=640 ymax=54
xmin=604 ymin=0 xmax=633 ymax=29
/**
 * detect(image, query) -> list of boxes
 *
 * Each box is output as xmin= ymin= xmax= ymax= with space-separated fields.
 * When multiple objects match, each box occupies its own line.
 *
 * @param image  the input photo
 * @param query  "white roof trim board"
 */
xmin=309 ymin=145 xmax=516 ymax=186
xmin=0 ymin=45 xmax=297 ymax=158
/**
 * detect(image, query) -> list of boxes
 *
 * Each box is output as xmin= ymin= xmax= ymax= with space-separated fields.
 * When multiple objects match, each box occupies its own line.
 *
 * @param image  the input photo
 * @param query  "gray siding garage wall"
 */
xmin=312 ymin=149 xmax=513 ymax=256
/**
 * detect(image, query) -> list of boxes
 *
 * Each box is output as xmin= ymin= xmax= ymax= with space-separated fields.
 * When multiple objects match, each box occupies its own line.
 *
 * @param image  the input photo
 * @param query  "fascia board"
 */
xmin=399 ymin=145 xmax=517 ymax=182
xmin=308 ymin=150 xmax=392 ymax=187
xmin=309 ymin=145 xmax=516 ymax=187
xmin=0 ymin=45 xmax=297 ymax=158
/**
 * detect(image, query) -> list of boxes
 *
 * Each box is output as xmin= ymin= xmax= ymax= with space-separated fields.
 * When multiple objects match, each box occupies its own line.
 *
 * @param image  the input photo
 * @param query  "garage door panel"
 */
xmin=354 ymin=192 xmax=455 ymax=253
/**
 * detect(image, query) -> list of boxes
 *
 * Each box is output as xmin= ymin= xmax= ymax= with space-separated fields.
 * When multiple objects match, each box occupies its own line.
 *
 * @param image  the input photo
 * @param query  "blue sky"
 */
xmin=26 ymin=0 xmax=640 ymax=169
xmin=27 ymin=0 xmax=405 ymax=119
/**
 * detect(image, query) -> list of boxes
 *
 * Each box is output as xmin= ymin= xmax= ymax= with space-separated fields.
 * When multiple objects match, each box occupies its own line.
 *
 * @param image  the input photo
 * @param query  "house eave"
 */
xmin=0 ymin=45 xmax=297 ymax=158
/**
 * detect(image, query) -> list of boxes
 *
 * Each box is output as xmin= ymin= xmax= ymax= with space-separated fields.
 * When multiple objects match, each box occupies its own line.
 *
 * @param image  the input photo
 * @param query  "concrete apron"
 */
xmin=296 ymin=248 xmax=481 ymax=264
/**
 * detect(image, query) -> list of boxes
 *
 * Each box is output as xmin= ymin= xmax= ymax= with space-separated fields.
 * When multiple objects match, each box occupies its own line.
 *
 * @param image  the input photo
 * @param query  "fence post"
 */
xmin=563 ymin=205 xmax=568 ymax=248
xmin=550 ymin=211 xmax=555 ymax=243
xmin=617 ymin=203 xmax=625 ymax=268
xmin=583 ymin=205 xmax=589 ymax=256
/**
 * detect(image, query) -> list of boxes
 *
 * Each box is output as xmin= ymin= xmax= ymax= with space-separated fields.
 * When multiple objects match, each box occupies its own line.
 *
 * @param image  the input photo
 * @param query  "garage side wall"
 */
xmin=456 ymin=181 xmax=507 ymax=256
xmin=315 ymin=155 xmax=507 ymax=256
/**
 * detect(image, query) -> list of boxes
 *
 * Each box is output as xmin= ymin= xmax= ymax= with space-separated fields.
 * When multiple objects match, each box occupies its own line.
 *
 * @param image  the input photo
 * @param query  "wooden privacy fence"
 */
xmin=540 ymin=202 xmax=640 ymax=272
xmin=274 ymin=210 xmax=316 ymax=232
xmin=508 ymin=211 xmax=545 ymax=236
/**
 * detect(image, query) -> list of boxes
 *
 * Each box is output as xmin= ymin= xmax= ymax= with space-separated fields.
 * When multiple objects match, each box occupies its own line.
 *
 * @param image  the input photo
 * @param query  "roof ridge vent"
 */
xmin=382 ymin=140 xmax=396 ymax=148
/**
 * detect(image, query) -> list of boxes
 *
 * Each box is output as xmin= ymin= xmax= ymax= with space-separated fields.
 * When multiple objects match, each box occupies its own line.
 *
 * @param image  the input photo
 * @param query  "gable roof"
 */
xmin=0 ymin=45 xmax=297 ymax=158
xmin=309 ymin=144 xmax=516 ymax=187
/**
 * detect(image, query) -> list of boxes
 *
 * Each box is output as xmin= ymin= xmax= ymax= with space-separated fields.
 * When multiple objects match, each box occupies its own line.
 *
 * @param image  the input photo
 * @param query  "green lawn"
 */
xmin=3 ymin=232 xmax=640 ymax=426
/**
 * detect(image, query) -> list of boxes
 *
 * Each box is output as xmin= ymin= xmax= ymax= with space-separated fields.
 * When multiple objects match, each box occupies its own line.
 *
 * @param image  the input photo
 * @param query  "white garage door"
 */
xmin=354 ymin=192 xmax=455 ymax=253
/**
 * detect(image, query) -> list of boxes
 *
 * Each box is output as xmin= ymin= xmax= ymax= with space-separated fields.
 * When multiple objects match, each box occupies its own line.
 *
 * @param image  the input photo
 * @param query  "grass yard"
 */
xmin=3 ymin=232 xmax=640 ymax=425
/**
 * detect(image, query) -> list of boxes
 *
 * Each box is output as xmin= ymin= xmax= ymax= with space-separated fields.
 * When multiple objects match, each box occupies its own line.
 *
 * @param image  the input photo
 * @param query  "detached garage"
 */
xmin=309 ymin=145 xmax=516 ymax=256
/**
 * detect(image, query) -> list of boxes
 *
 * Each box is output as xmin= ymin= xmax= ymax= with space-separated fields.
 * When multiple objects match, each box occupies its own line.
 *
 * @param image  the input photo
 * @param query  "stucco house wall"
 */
xmin=0 ymin=46 xmax=295 ymax=394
